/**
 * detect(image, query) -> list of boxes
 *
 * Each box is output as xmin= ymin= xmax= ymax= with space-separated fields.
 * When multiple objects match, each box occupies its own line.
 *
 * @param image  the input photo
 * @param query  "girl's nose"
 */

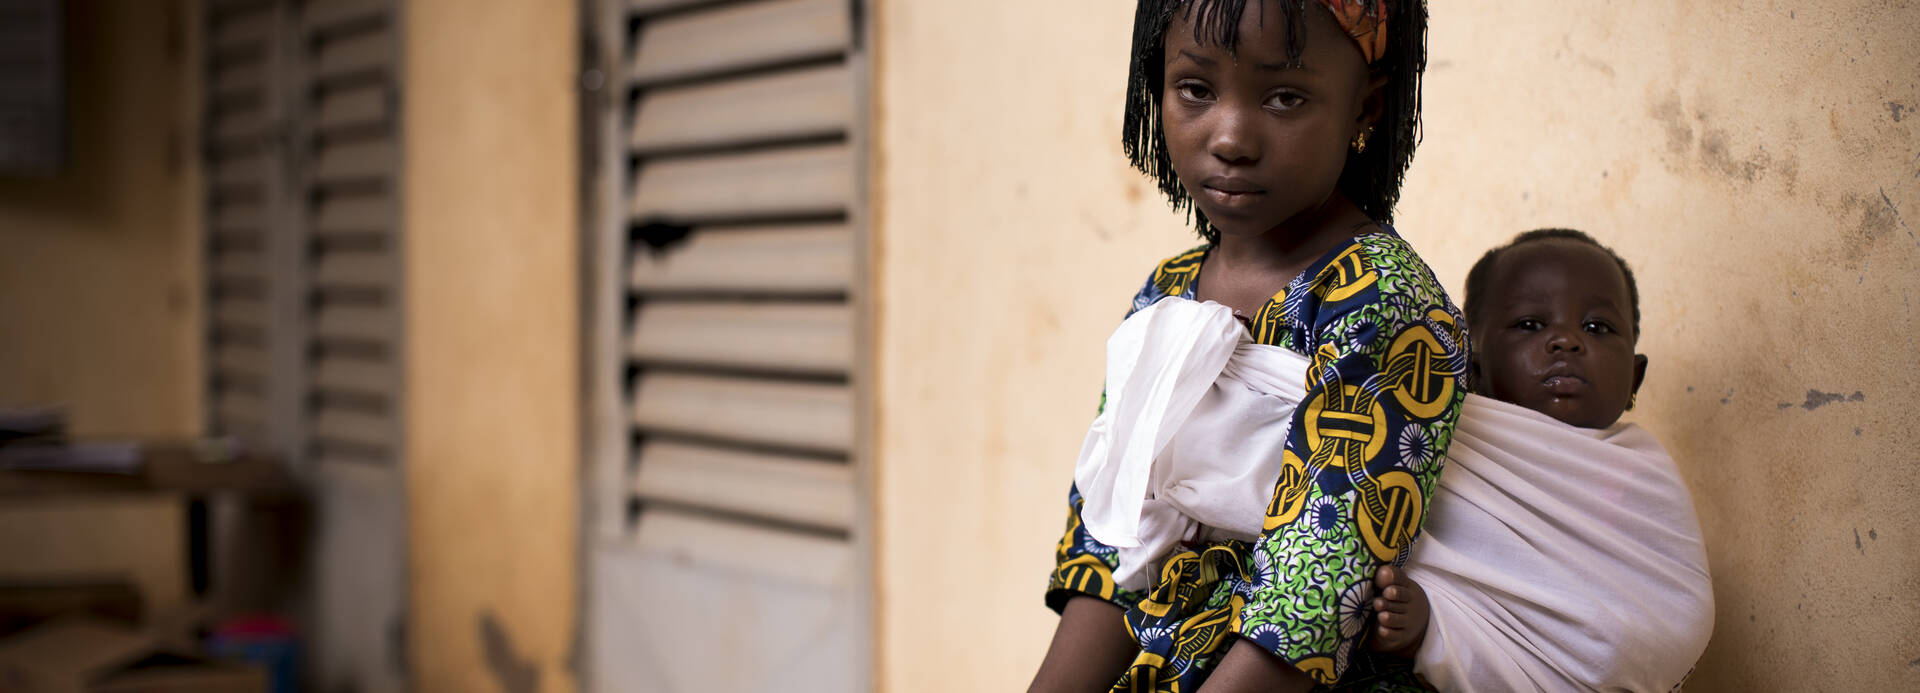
xmin=1208 ymin=110 xmax=1260 ymax=165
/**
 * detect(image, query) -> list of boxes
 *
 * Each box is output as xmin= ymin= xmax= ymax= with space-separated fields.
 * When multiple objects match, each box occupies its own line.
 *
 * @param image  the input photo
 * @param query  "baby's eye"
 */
xmin=1511 ymin=318 xmax=1544 ymax=331
xmin=1175 ymin=82 xmax=1214 ymax=102
xmin=1583 ymin=320 xmax=1615 ymax=335
xmin=1263 ymin=91 xmax=1306 ymax=110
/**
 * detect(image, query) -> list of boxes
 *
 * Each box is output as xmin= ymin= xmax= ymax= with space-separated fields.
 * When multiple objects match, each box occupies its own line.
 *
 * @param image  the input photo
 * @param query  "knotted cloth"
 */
xmin=1319 ymin=0 xmax=1389 ymax=65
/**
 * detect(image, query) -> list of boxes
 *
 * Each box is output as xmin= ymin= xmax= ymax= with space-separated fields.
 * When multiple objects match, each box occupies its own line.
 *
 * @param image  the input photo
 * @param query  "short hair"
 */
xmin=1463 ymin=228 xmax=1642 ymax=337
xmin=1122 ymin=0 xmax=1429 ymax=243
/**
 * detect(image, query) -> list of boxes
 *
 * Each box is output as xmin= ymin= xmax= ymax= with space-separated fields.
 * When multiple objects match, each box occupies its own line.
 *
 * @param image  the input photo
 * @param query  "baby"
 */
xmin=1369 ymin=229 xmax=1710 ymax=691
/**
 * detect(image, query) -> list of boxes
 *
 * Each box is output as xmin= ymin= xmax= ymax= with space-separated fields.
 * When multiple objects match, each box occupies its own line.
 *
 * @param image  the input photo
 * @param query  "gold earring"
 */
xmin=1351 ymin=127 xmax=1373 ymax=153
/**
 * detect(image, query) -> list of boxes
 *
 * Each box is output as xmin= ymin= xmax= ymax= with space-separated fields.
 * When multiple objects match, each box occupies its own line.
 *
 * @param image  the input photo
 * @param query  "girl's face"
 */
xmin=1471 ymin=240 xmax=1648 ymax=429
xmin=1160 ymin=3 xmax=1376 ymax=239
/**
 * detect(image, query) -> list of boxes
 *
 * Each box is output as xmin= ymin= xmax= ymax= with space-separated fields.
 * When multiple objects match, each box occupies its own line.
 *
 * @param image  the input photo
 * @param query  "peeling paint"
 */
xmin=1799 ymin=389 xmax=1867 ymax=410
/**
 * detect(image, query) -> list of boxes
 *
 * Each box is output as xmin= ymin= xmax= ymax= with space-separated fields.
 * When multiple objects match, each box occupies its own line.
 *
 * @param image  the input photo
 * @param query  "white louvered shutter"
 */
xmin=587 ymin=0 xmax=870 ymax=690
xmin=203 ymin=2 xmax=406 ymax=692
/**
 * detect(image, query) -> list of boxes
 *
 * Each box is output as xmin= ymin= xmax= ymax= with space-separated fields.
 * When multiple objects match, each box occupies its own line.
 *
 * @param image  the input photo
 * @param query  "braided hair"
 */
xmin=1122 ymin=0 xmax=1429 ymax=243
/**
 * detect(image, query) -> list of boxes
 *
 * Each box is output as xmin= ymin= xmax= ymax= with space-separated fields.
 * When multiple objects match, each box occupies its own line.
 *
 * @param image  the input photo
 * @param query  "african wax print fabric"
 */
xmin=1047 ymin=229 xmax=1468 ymax=691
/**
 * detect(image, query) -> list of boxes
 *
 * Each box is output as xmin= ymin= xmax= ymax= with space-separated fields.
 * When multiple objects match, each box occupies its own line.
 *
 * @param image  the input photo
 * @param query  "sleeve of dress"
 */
xmin=1044 ymin=481 xmax=1138 ymax=613
xmin=1045 ymin=254 xmax=1199 ymax=614
xmin=1232 ymin=271 xmax=1469 ymax=684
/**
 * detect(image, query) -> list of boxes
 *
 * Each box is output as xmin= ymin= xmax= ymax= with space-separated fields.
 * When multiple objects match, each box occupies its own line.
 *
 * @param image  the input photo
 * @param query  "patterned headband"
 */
xmin=1317 ymin=0 xmax=1389 ymax=65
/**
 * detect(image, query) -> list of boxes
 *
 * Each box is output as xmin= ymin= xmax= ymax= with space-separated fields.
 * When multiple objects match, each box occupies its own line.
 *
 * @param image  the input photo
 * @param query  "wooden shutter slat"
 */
xmin=312 ymin=407 xmax=394 ymax=451
xmin=212 ymin=296 xmax=269 ymax=332
xmin=629 ymin=302 xmax=850 ymax=375
xmin=313 ymin=194 xmax=394 ymax=234
xmin=631 ymin=373 xmax=850 ymax=454
xmin=313 ymin=140 xmax=394 ymax=185
xmin=303 ymin=0 xmax=388 ymax=32
xmin=629 ymin=0 xmax=849 ymax=86
xmin=315 ymin=251 xmax=395 ymax=289
xmin=626 ymin=0 xmax=727 ymax=16
xmin=213 ymin=152 xmax=271 ymax=190
xmin=632 ymin=508 xmax=849 ymax=587
xmin=213 ymin=62 xmax=267 ymax=98
xmin=216 ymin=389 xmax=267 ymax=425
xmin=630 ymin=64 xmax=851 ymax=154
xmin=212 ymin=109 xmax=269 ymax=147
xmin=214 ymin=248 xmax=266 ymax=284
xmin=315 ymin=356 xmax=395 ymax=396
xmin=631 ymin=441 xmax=853 ymax=530
xmin=214 ymin=202 xmax=265 ymax=232
xmin=314 ymin=305 xmax=394 ymax=343
xmin=629 ymin=224 xmax=851 ymax=296
xmin=214 ymin=342 xmax=269 ymax=379
xmin=316 ymin=84 xmax=390 ymax=131
xmin=213 ymin=10 xmax=272 ymax=51
xmin=314 ymin=28 xmax=393 ymax=81
xmin=630 ymin=144 xmax=850 ymax=221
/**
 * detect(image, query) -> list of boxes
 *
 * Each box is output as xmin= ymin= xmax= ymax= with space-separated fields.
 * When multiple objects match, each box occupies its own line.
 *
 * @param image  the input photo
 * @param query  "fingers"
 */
xmin=1374 ymin=564 xmax=1400 ymax=590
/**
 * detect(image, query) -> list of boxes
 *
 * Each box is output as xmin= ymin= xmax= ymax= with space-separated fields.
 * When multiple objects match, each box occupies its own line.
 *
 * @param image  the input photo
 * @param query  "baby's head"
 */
xmin=1464 ymin=229 xmax=1647 ymax=429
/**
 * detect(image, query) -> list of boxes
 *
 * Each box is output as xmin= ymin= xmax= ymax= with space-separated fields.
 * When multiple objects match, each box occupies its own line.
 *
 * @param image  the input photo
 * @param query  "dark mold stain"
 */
xmin=1647 ymin=91 xmax=1787 ymax=187
xmin=1798 ymin=389 xmax=1866 ymax=410
xmin=1855 ymin=427 xmax=1863 ymax=436
xmin=1686 ymin=386 xmax=1694 ymax=393
xmin=1893 ymin=102 xmax=1909 ymax=122
xmin=1777 ymin=402 xmax=1794 ymax=410
xmin=1651 ymin=94 xmax=1693 ymax=156
xmin=480 ymin=611 xmax=538 ymax=693
xmin=1855 ymin=528 xmax=1864 ymax=553
xmin=1835 ymin=192 xmax=1901 ymax=266
xmin=1700 ymin=130 xmax=1770 ymax=182
xmin=1870 ymin=529 xmax=1878 ymax=540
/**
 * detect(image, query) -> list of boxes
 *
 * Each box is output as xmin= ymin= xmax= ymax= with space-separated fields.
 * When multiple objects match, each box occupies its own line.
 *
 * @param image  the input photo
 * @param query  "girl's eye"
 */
xmin=1583 ymin=320 xmax=1615 ymax=335
xmin=1174 ymin=82 xmax=1214 ymax=102
xmin=1512 ymin=318 xmax=1543 ymax=331
xmin=1264 ymin=91 xmax=1306 ymax=110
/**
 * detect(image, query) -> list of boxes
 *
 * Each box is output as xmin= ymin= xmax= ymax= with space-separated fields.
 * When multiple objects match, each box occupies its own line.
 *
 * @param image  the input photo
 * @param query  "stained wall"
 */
xmin=402 ymin=0 xmax=580 ymax=691
xmin=871 ymin=1 xmax=1919 ymax=690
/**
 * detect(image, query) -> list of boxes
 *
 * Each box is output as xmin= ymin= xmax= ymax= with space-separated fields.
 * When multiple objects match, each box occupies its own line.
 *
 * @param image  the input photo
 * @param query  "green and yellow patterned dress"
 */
xmin=1048 ymin=229 xmax=1469 ymax=691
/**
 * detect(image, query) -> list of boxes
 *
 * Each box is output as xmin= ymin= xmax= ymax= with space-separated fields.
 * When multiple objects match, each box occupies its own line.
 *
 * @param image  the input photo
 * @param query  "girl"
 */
xmin=1029 ymin=1 xmax=1460 ymax=691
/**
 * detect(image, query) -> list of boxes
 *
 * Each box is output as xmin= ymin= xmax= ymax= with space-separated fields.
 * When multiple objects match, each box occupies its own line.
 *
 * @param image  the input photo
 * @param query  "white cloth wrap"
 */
xmin=1405 ymin=396 xmax=1714 ymax=693
xmin=1073 ymin=297 xmax=1308 ymax=591
xmin=1076 ymin=297 xmax=1714 ymax=692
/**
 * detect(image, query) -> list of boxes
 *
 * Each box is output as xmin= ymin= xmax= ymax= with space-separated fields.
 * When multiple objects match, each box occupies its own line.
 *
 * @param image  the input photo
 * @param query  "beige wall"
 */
xmin=0 ymin=0 xmax=200 ymax=438
xmin=872 ymin=1 xmax=1919 ymax=691
xmin=402 ymin=1 xmax=580 ymax=692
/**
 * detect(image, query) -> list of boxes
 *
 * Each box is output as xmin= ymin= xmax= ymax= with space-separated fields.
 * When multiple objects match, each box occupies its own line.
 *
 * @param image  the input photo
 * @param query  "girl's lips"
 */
xmin=1201 ymin=185 xmax=1267 ymax=208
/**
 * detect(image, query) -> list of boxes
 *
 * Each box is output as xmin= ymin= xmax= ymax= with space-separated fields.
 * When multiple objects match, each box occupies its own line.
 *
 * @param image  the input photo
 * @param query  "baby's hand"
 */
xmin=1368 ymin=565 xmax=1429 ymax=658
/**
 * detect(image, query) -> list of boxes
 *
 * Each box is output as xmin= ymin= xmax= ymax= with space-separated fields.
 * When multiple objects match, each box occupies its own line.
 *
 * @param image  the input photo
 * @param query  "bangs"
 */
xmin=1182 ymin=0 xmax=1309 ymax=65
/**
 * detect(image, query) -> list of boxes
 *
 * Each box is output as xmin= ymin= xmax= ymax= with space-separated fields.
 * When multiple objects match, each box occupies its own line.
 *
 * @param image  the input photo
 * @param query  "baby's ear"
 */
xmin=1631 ymin=354 xmax=1649 ymax=396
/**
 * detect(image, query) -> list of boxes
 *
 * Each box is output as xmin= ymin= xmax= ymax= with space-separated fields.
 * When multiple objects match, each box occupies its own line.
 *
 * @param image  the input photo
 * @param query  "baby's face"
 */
xmin=1472 ymin=240 xmax=1645 ymax=429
